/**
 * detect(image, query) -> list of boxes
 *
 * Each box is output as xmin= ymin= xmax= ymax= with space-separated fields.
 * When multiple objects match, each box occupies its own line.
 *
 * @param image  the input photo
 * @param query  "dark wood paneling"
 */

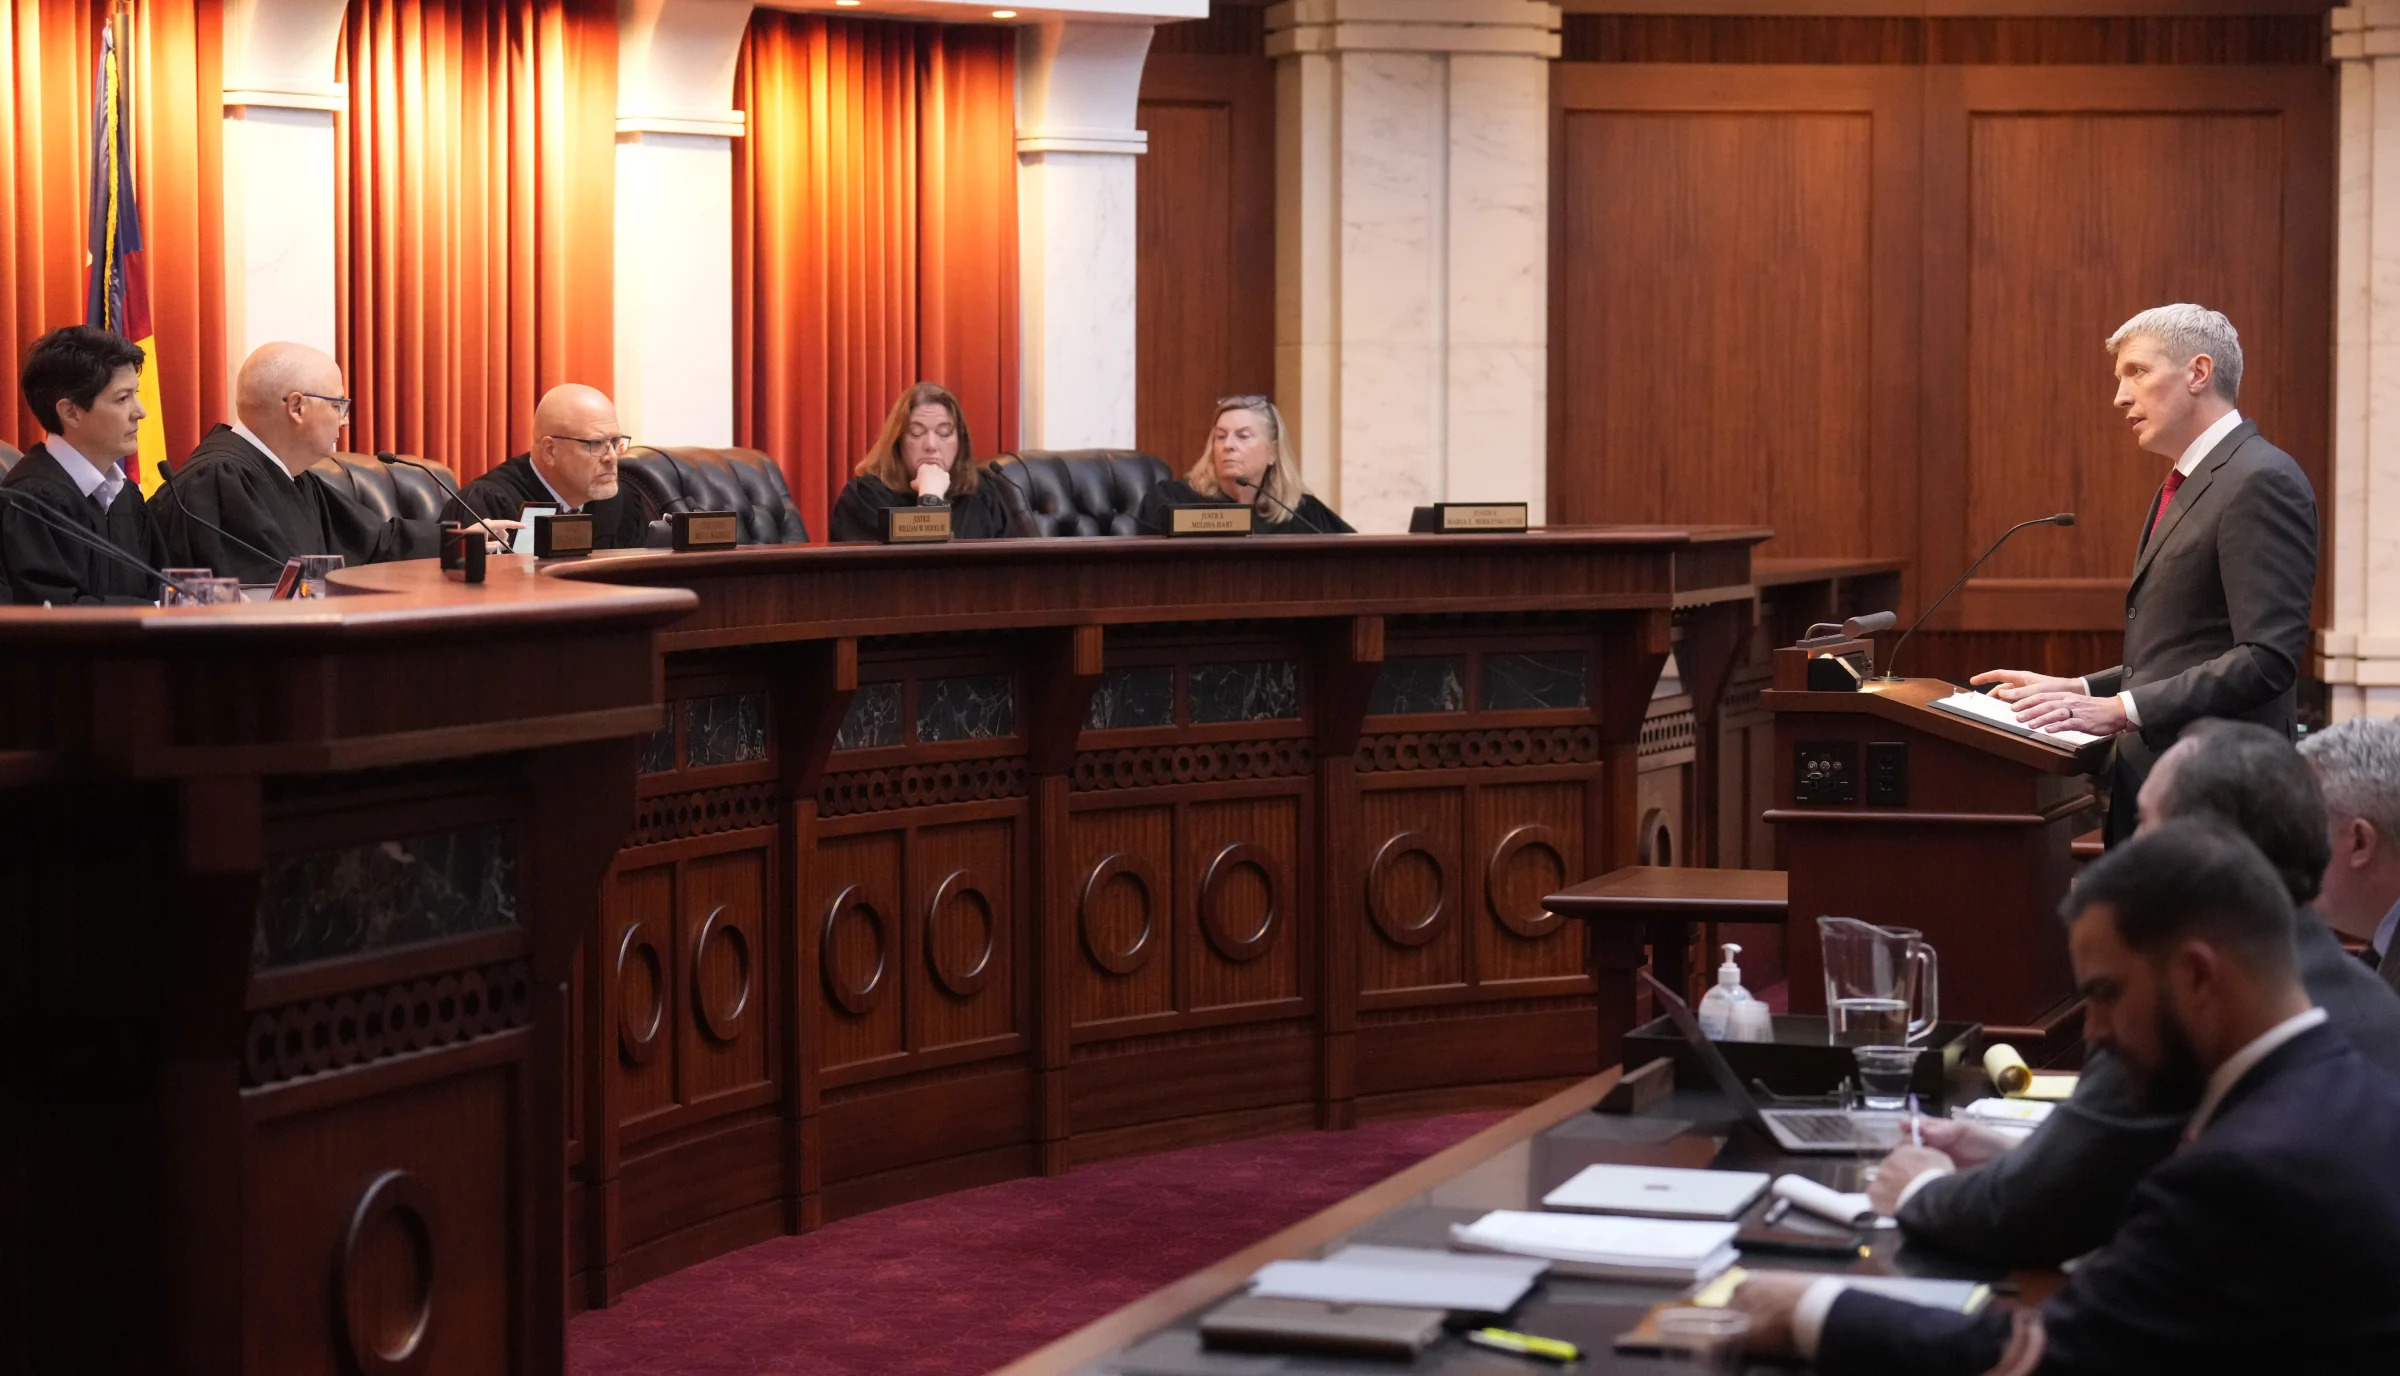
xmin=814 ymin=830 xmax=907 ymax=1072
xmin=680 ymin=848 xmax=773 ymax=1108
xmin=1069 ymin=805 xmax=1178 ymax=1028
xmin=912 ymin=818 xmax=1020 ymax=1052
xmin=1137 ymin=52 xmax=1275 ymax=463
xmin=608 ymin=864 xmax=677 ymax=1128
xmin=1150 ymin=2 xmax=1268 ymax=57
xmin=1473 ymin=782 xmax=1587 ymax=986
xmin=1562 ymin=15 xmax=2324 ymax=65
xmin=1357 ymin=787 xmax=1467 ymax=994
xmin=1184 ymin=795 xmax=1308 ymax=1013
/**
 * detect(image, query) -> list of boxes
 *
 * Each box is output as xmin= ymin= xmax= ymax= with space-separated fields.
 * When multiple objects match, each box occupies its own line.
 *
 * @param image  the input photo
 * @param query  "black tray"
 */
xmin=1624 ymin=1014 xmax=1981 ymax=1103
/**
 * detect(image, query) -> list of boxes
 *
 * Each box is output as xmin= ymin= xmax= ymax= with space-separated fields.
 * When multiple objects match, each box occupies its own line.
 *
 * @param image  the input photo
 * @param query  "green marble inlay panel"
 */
xmin=834 ymin=682 xmax=903 ymax=750
xmin=919 ymin=674 xmax=1017 ymax=742
xmin=1368 ymin=656 xmax=1466 ymax=715
xmin=685 ymin=692 xmax=768 ymax=767
xmin=1481 ymin=652 xmax=1589 ymax=710
xmin=254 ymin=824 xmax=517 ymax=969
xmin=1086 ymin=665 xmax=1175 ymax=730
xmin=1190 ymin=661 xmax=1300 ymax=723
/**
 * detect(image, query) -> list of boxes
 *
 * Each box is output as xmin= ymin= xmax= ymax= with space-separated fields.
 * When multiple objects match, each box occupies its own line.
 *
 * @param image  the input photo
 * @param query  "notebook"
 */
xmin=1196 ymin=1296 xmax=1446 ymax=1359
xmin=1931 ymin=690 xmax=2103 ymax=747
xmin=1542 ymin=1163 xmax=1772 ymax=1220
xmin=1450 ymin=1210 xmax=1740 ymax=1286
xmin=1248 ymin=1245 xmax=1544 ymax=1314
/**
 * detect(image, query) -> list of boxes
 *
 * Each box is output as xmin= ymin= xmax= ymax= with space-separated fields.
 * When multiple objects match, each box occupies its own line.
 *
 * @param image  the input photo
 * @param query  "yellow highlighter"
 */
xmin=1465 ymin=1328 xmax=1581 ymax=1363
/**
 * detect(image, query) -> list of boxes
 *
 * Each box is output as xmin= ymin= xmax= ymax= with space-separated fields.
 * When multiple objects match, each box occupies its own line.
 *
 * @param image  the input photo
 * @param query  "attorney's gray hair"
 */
xmin=2106 ymin=304 xmax=2243 ymax=403
xmin=2301 ymin=717 xmax=2400 ymax=847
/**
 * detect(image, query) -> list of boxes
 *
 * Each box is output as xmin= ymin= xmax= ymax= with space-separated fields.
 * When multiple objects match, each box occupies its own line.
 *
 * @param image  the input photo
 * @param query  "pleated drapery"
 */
xmin=336 ymin=0 xmax=615 ymax=482
xmin=0 ymin=0 xmax=222 ymax=458
xmin=735 ymin=13 xmax=1019 ymax=536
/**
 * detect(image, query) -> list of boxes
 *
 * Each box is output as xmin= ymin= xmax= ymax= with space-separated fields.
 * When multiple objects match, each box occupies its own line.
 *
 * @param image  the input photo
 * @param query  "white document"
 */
xmin=1931 ymin=690 xmax=2104 ymax=747
xmin=1449 ymin=1210 xmax=1742 ymax=1285
xmin=1248 ymin=1258 xmax=1537 ymax=1313
xmin=1542 ymin=1163 xmax=1771 ymax=1220
xmin=1770 ymin=1174 xmax=1897 ymax=1230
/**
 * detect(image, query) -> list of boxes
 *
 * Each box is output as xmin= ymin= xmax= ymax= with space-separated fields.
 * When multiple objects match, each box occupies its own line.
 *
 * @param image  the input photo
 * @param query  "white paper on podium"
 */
xmin=1929 ymin=690 xmax=2104 ymax=747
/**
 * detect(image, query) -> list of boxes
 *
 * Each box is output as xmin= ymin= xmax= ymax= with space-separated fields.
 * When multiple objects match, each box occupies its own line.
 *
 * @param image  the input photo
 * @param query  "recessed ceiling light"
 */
xmin=991 ymin=8 xmax=1017 ymax=16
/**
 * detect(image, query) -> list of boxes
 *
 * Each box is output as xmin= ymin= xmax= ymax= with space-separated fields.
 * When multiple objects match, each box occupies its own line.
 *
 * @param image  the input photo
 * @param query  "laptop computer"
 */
xmin=1639 ymin=970 xmax=1906 ymax=1156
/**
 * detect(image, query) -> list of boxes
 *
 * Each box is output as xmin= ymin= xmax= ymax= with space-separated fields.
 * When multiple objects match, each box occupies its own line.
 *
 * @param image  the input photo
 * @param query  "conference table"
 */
xmin=992 ymin=1061 xmax=2043 ymax=1375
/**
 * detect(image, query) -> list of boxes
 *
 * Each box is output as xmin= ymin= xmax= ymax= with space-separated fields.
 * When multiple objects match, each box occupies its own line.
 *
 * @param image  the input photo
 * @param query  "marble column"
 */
xmin=220 ymin=0 xmax=349 ymax=370
xmin=2329 ymin=5 xmax=2400 ymax=719
xmin=615 ymin=0 xmax=752 ymax=447
xmin=1268 ymin=0 xmax=1559 ymax=532
xmin=1016 ymin=19 xmax=1155 ymax=450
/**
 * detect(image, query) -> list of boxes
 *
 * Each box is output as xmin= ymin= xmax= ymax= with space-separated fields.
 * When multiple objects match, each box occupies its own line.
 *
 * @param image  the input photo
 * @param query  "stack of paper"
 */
xmin=1450 ymin=1210 xmax=1740 ymax=1286
xmin=1931 ymin=690 xmax=2104 ymax=746
xmin=1542 ymin=1163 xmax=1771 ymax=1220
xmin=1248 ymin=1245 xmax=1546 ymax=1314
xmin=1956 ymin=1096 xmax=2056 ymax=1140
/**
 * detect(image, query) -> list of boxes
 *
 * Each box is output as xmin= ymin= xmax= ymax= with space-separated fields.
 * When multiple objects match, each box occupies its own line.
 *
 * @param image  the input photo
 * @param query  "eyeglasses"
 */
xmin=293 ymin=392 xmax=352 ymax=419
xmin=545 ymin=434 xmax=632 ymax=456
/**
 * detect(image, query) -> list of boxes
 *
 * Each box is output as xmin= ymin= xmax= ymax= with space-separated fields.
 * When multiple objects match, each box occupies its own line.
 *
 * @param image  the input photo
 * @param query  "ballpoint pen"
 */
xmin=1907 ymin=1092 xmax=1924 ymax=1146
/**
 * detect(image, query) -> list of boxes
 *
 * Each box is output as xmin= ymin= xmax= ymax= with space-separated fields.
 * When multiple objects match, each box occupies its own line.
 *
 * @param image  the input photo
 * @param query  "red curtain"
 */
xmin=734 ymin=13 xmax=1019 ymax=536
xmin=0 ymin=1 xmax=223 ymax=457
xmin=336 ymin=0 xmax=615 ymax=481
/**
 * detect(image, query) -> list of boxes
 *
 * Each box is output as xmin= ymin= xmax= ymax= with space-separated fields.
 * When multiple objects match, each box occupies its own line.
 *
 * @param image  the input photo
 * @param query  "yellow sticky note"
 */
xmin=1689 ymin=1267 xmax=1748 ymax=1308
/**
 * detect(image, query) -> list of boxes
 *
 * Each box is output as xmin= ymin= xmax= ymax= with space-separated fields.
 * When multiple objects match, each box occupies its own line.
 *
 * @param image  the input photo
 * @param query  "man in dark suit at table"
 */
xmin=2302 ymin=717 xmax=2400 ymax=991
xmin=1974 ymin=305 xmax=2317 ymax=843
xmin=1733 ymin=823 xmax=2400 ymax=1374
xmin=452 ymin=383 xmax=649 ymax=549
xmin=1866 ymin=721 xmax=2400 ymax=1266
xmin=0 ymin=325 xmax=168 ymax=604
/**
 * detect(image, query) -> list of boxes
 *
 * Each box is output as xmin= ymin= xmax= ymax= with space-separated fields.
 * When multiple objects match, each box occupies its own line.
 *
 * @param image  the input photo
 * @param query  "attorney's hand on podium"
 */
xmin=1970 ymin=669 xmax=2131 ymax=737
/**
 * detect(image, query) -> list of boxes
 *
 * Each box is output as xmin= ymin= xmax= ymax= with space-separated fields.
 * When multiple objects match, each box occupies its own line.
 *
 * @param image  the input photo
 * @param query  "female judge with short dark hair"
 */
xmin=1136 ymin=394 xmax=1352 ymax=535
xmin=830 ymin=382 xmax=1014 ymax=542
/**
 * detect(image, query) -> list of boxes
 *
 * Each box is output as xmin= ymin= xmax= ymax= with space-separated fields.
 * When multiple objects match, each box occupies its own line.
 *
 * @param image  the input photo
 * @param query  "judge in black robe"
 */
xmin=0 ymin=441 xmax=168 ymax=604
xmin=1137 ymin=395 xmax=1353 ymax=536
xmin=832 ymin=381 xmax=1017 ymax=543
xmin=455 ymin=452 xmax=651 ymax=549
xmin=1135 ymin=479 xmax=1351 ymax=536
xmin=155 ymin=423 xmax=440 ymax=584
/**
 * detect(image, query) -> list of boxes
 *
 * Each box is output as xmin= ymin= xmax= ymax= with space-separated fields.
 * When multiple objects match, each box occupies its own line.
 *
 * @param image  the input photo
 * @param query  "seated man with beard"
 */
xmin=454 ymin=383 xmax=648 ymax=549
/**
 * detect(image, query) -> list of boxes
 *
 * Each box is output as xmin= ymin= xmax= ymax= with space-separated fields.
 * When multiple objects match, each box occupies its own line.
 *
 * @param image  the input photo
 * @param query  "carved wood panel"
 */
xmin=1474 ymin=783 xmax=1587 ymax=987
xmin=1358 ymin=788 xmax=1466 ymax=994
xmin=1184 ymin=796 xmax=1304 ymax=1014
xmin=910 ymin=818 xmax=1018 ymax=1054
xmin=607 ymin=864 xmax=675 ymax=1127
xmin=678 ymin=849 xmax=770 ymax=1109
xmin=813 ymin=831 xmax=907 ymax=1073
xmin=1069 ymin=806 xmax=1177 ymax=1030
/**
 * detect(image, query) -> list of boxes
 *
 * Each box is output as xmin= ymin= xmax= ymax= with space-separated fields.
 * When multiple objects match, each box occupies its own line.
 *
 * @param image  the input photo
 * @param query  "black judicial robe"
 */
xmin=829 ymin=473 xmax=1014 ymax=543
xmin=0 ymin=442 xmax=168 ymax=605
xmin=1135 ymin=480 xmax=1353 ymax=536
xmin=455 ymin=453 xmax=651 ymax=550
xmin=155 ymin=424 xmax=440 ymax=584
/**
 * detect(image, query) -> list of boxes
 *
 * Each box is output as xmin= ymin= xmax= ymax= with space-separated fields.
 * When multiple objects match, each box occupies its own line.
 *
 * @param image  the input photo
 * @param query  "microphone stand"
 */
xmin=383 ymin=454 xmax=515 ymax=555
xmin=0 ymin=488 xmax=201 ymax=602
xmin=153 ymin=457 xmax=288 ymax=575
xmin=982 ymin=457 xmax=1041 ymax=538
xmin=1881 ymin=513 xmax=2076 ymax=681
xmin=1233 ymin=464 xmax=1328 ymax=534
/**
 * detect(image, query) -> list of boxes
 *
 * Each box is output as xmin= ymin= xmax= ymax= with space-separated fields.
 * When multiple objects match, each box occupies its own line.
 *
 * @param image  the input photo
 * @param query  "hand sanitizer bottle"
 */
xmin=1696 ymin=942 xmax=1754 ymax=1040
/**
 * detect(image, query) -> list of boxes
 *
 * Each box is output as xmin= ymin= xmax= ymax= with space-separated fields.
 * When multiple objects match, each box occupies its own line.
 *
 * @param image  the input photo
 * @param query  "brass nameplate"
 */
xmin=533 ymin=512 xmax=595 ymax=558
xmin=670 ymin=510 xmax=740 ymax=552
xmin=883 ymin=506 xmax=953 ymax=543
xmin=1166 ymin=504 xmax=1252 ymax=537
xmin=1438 ymin=502 xmax=1529 ymax=533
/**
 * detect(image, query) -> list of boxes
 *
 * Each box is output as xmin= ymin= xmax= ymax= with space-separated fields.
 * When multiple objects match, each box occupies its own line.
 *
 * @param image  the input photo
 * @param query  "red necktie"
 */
xmin=2143 ymin=469 xmax=2186 ymax=547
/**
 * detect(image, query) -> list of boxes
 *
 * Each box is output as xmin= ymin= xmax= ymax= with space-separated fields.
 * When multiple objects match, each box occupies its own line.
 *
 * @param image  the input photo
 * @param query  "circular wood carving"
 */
xmin=1078 ymin=853 xmax=1159 ymax=976
xmin=925 ymin=869 xmax=997 ymax=998
xmin=1486 ymin=824 xmax=1567 ymax=939
xmin=1199 ymin=843 xmax=1279 ymax=963
xmin=1367 ymin=832 xmax=1449 ymax=947
xmin=339 ymin=1169 xmax=435 ymax=1375
xmin=1637 ymin=807 xmax=1675 ymax=868
xmin=614 ymin=924 xmax=665 ymax=1066
xmin=820 ymin=885 xmax=889 ymax=1017
xmin=690 ymin=905 xmax=753 ymax=1044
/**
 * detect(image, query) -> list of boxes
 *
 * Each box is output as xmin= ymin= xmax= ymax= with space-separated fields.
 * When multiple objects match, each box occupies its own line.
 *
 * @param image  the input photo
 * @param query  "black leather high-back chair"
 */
xmin=988 ymin=450 xmax=1173 ymax=537
xmin=309 ymin=451 xmax=457 ymax=522
xmin=616 ymin=446 xmax=810 ymax=546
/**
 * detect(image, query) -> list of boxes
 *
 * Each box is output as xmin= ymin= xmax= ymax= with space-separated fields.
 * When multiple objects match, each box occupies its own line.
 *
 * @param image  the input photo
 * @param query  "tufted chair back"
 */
xmin=987 ymin=450 xmax=1173 ymax=537
xmin=309 ymin=451 xmax=458 ymax=523
xmin=616 ymin=446 xmax=810 ymax=546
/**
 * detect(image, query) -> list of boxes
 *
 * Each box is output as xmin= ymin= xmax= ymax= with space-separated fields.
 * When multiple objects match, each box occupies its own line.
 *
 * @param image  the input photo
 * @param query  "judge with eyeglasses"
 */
xmin=454 ymin=383 xmax=648 ymax=549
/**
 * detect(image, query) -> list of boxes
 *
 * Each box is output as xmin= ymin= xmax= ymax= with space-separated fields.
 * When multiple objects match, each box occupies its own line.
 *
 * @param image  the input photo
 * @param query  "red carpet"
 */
xmin=569 ymin=1111 xmax=1508 ymax=1376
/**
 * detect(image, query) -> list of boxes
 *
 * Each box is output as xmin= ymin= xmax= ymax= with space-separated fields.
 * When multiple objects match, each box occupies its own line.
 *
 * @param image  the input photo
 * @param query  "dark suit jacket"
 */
xmin=1824 ymin=1021 xmax=2400 ymax=1375
xmin=454 ymin=453 xmax=650 ymax=550
xmin=2088 ymin=420 xmax=2316 ymax=795
xmin=0 ymin=441 xmax=167 ymax=604
xmin=1899 ymin=908 xmax=2400 ymax=1266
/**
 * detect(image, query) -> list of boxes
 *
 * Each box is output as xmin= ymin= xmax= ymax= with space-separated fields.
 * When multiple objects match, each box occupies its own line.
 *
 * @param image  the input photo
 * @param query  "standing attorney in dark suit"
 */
xmin=1977 ymin=305 xmax=2318 ymax=842
xmin=2303 ymin=717 xmax=2400 ymax=992
xmin=0 ymin=325 xmax=168 ymax=605
xmin=1733 ymin=823 xmax=2400 ymax=1374
xmin=454 ymin=383 xmax=649 ymax=549
xmin=1868 ymin=721 xmax=2400 ymax=1266
xmin=154 ymin=341 xmax=441 ymax=583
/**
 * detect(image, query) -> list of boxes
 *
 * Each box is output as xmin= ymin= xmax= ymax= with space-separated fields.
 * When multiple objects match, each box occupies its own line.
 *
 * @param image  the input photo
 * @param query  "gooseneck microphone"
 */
xmin=0 ymin=488 xmax=200 ymax=601
xmin=981 ymin=457 xmax=1040 ymax=538
xmin=1233 ymin=464 xmax=1328 ymax=534
xmin=1881 ymin=513 xmax=2076 ymax=682
xmin=382 ymin=453 xmax=514 ymax=555
xmin=153 ymin=458 xmax=286 ymax=574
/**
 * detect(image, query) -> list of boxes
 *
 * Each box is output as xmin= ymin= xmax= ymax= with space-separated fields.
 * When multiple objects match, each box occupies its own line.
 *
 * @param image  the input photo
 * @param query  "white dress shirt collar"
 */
xmin=530 ymin=455 xmax=578 ymax=513
xmin=2174 ymin=408 xmax=2245 ymax=478
xmin=2373 ymin=897 xmax=2400 ymax=962
xmin=2187 ymin=1005 xmax=2327 ymax=1139
xmin=229 ymin=420 xmax=299 ymax=483
xmin=45 ymin=434 xmax=118 ymax=502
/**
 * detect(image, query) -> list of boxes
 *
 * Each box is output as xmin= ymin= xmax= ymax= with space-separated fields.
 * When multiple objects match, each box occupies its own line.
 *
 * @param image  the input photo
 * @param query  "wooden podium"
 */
xmin=1763 ymin=655 xmax=2099 ymax=1039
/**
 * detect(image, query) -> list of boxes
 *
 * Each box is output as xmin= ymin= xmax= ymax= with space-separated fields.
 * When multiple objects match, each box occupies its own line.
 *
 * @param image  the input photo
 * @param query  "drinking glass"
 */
xmin=191 ymin=577 xmax=245 ymax=605
xmin=295 ymin=554 xmax=346 ymax=599
xmin=1655 ymin=1307 xmax=1751 ymax=1373
xmin=159 ymin=568 xmax=214 ymax=605
xmin=1853 ymin=1044 xmax=1920 ymax=1112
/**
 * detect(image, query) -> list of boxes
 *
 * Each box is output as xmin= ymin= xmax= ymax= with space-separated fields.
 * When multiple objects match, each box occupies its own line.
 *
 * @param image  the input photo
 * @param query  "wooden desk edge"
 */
xmin=987 ymin=1067 xmax=1624 ymax=1376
